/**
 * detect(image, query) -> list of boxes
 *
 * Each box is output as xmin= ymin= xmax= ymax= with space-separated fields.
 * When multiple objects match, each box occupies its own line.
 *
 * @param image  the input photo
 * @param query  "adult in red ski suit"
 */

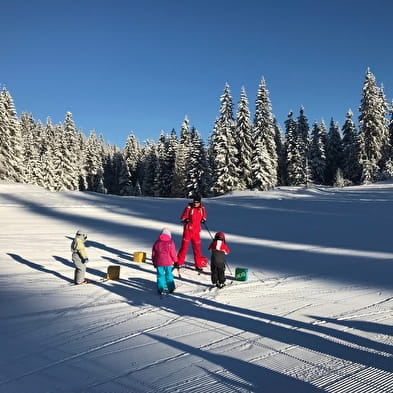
xmin=177 ymin=195 xmax=208 ymax=270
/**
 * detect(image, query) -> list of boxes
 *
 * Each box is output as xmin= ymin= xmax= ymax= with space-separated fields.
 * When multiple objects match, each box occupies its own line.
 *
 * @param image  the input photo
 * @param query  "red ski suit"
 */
xmin=177 ymin=202 xmax=207 ymax=268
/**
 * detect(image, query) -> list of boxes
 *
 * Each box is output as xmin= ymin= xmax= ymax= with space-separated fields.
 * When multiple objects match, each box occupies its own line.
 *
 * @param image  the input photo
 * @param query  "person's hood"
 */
xmin=215 ymin=231 xmax=225 ymax=241
xmin=159 ymin=233 xmax=171 ymax=241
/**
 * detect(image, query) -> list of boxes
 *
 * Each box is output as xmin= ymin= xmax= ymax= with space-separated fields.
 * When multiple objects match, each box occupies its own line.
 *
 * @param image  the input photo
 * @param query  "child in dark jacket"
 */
xmin=152 ymin=227 xmax=178 ymax=295
xmin=208 ymin=232 xmax=230 ymax=288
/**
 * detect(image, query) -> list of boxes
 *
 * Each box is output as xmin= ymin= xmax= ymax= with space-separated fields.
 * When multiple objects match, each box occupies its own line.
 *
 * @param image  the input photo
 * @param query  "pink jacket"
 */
xmin=152 ymin=234 xmax=178 ymax=267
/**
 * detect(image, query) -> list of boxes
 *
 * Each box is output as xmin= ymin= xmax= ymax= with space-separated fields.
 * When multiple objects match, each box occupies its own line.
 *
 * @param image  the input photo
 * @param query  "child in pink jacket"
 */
xmin=152 ymin=227 xmax=178 ymax=294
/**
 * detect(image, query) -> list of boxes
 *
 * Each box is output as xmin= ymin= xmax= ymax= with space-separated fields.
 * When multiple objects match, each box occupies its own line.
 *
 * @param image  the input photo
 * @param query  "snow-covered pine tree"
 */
xmin=102 ymin=145 xmax=118 ymax=194
xmin=234 ymin=87 xmax=253 ymax=189
xmin=161 ymin=129 xmax=178 ymax=196
xmin=341 ymin=110 xmax=360 ymax=184
xmin=0 ymin=88 xmax=24 ymax=182
xmin=154 ymin=131 xmax=174 ymax=197
xmin=39 ymin=118 xmax=57 ymax=190
xmin=273 ymin=118 xmax=286 ymax=186
xmin=20 ymin=112 xmax=43 ymax=186
xmin=325 ymin=118 xmax=343 ymax=185
xmin=117 ymin=152 xmax=134 ymax=196
xmin=309 ymin=121 xmax=327 ymax=185
xmin=385 ymin=101 xmax=393 ymax=178
xmin=50 ymin=123 xmax=68 ymax=190
xmin=358 ymin=68 xmax=389 ymax=183
xmin=171 ymin=117 xmax=190 ymax=197
xmin=61 ymin=112 xmax=80 ymax=191
xmin=75 ymin=130 xmax=87 ymax=190
xmin=185 ymin=127 xmax=209 ymax=197
xmin=141 ymin=141 xmax=159 ymax=196
xmin=123 ymin=132 xmax=142 ymax=193
xmin=389 ymin=101 xmax=393 ymax=151
xmin=96 ymin=135 xmax=108 ymax=193
xmin=297 ymin=107 xmax=310 ymax=146
xmin=377 ymin=84 xmax=391 ymax=178
xmin=83 ymin=131 xmax=106 ymax=193
xmin=296 ymin=107 xmax=310 ymax=181
xmin=251 ymin=78 xmax=278 ymax=190
xmin=284 ymin=111 xmax=306 ymax=186
xmin=210 ymin=83 xmax=239 ymax=195
xmin=108 ymin=146 xmax=137 ymax=196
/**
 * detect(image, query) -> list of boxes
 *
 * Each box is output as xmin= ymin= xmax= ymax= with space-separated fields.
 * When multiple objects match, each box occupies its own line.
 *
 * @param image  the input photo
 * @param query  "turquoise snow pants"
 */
xmin=156 ymin=266 xmax=175 ymax=293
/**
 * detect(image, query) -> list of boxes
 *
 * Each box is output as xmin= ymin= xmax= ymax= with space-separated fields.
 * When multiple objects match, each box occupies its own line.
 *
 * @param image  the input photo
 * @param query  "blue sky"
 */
xmin=2 ymin=0 xmax=392 ymax=148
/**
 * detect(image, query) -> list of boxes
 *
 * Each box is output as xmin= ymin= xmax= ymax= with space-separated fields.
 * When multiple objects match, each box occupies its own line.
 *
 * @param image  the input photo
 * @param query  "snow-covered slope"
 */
xmin=0 ymin=181 xmax=392 ymax=392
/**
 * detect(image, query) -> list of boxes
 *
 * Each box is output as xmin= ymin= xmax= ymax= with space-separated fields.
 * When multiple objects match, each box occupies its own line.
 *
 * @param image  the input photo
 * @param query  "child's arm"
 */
xmin=170 ymin=241 xmax=178 ymax=263
xmin=151 ymin=243 xmax=157 ymax=267
xmin=76 ymin=238 xmax=88 ymax=259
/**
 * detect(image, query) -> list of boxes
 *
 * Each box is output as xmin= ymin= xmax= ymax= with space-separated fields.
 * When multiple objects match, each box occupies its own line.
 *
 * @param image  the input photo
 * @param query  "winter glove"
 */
xmin=83 ymin=258 xmax=89 ymax=264
xmin=182 ymin=219 xmax=190 ymax=224
xmin=201 ymin=219 xmax=206 ymax=224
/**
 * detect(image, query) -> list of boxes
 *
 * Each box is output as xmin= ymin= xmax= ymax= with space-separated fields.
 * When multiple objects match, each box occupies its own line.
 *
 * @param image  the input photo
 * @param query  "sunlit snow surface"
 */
xmin=0 ymin=181 xmax=392 ymax=393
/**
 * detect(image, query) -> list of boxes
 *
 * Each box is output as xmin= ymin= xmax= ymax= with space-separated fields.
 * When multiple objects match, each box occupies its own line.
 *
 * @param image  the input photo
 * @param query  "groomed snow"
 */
xmin=0 ymin=181 xmax=392 ymax=393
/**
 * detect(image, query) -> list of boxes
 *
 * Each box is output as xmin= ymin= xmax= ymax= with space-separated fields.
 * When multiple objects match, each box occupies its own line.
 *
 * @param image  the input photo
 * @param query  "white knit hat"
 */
xmin=161 ymin=227 xmax=171 ymax=237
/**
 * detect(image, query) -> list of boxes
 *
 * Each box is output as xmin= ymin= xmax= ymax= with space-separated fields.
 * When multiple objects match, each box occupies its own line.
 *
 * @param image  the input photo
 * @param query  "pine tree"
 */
xmin=102 ymin=145 xmax=118 ymax=194
xmin=251 ymin=78 xmax=278 ymax=190
xmin=40 ymin=118 xmax=57 ymax=190
xmin=389 ymin=101 xmax=393 ymax=150
xmin=171 ymin=117 xmax=190 ymax=197
xmin=358 ymin=68 xmax=389 ymax=183
xmin=309 ymin=121 xmax=327 ymax=184
xmin=273 ymin=118 xmax=286 ymax=186
xmin=185 ymin=127 xmax=209 ymax=197
xmin=154 ymin=131 xmax=177 ymax=197
xmin=385 ymin=102 xmax=393 ymax=178
xmin=210 ymin=83 xmax=239 ymax=195
xmin=0 ymin=88 xmax=24 ymax=182
xmin=235 ymin=87 xmax=253 ymax=189
xmin=297 ymin=107 xmax=310 ymax=150
xmin=20 ymin=112 xmax=43 ymax=186
xmin=162 ymin=129 xmax=178 ymax=196
xmin=103 ymin=145 xmax=133 ymax=195
xmin=325 ymin=118 xmax=343 ymax=185
xmin=284 ymin=111 xmax=306 ymax=186
xmin=341 ymin=110 xmax=360 ymax=184
xmin=296 ymin=107 xmax=310 ymax=182
xmin=141 ymin=141 xmax=159 ymax=196
xmin=378 ymin=85 xmax=391 ymax=176
xmin=61 ymin=112 xmax=80 ymax=190
xmin=83 ymin=131 xmax=106 ymax=193
xmin=153 ymin=131 xmax=167 ymax=196
xmin=123 ymin=132 xmax=142 ymax=192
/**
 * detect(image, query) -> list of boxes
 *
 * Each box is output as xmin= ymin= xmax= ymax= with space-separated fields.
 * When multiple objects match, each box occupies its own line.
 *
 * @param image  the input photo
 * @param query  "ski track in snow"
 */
xmin=1 ymin=181 xmax=393 ymax=392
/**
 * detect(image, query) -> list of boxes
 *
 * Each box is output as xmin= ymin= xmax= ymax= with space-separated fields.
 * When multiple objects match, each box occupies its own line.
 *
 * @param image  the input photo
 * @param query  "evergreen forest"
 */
xmin=1 ymin=68 xmax=392 ymax=198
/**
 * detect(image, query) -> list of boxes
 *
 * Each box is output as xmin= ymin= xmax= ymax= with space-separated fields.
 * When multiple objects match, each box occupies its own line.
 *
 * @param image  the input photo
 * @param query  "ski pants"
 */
xmin=210 ymin=251 xmax=226 ymax=285
xmin=72 ymin=252 xmax=86 ymax=284
xmin=156 ymin=266 xmax=175 ymax=293
xmin=177 ymin=231 xmax=206 ymax=268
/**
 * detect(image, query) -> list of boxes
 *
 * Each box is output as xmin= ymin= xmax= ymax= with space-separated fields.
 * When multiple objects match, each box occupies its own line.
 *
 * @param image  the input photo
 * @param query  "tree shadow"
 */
xmin=3 ymin=189 xmax=393 ymax=289
xmin=310 ymin=315 xmax=393 ymax=337
xmin=7 ymin=253 xmax=73 ymax=283
xmin=146 ymin=333 xmax=324 ymax=393
xmin=195 ymin=297 xmax=393 ymax=357
xmin=53 ymin=255 xmax=107 ymax=281
xmin=161 ymin=291 xmax=393 ymax=374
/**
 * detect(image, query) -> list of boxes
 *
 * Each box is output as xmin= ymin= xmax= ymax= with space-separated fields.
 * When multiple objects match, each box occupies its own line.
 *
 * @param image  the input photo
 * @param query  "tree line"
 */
xmin=1 ymin=68 xmax=392 ymax=197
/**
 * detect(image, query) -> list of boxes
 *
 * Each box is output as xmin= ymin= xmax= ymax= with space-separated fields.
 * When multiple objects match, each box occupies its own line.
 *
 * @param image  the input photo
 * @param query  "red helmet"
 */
xmin=214 ymin=232 xmax=225 ymax=241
